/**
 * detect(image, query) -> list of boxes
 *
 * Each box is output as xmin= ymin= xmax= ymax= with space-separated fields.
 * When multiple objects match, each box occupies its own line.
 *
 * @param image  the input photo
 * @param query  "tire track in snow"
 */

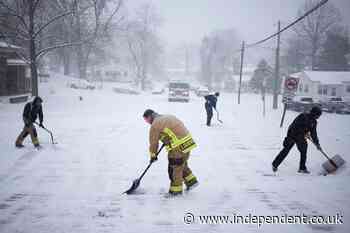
xmin=0 ymin=149 xmax=43 ymax=184
xmin=0 ymin=192 xmax=53 ymax=233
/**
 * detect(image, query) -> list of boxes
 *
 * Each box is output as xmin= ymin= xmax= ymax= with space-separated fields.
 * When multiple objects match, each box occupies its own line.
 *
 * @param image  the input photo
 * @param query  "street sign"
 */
xmin=283 ymin=76 xmax=299 ymax=103
xmin=284 ymin=77 xmax=299 ymax=91
xmin=280 ymin=76 xmax=299 ymax=128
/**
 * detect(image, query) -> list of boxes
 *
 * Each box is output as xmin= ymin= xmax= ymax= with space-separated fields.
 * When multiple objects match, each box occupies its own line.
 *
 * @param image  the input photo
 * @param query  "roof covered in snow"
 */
xmin=233 ymin=74 xmax=252 ymax=82
xmin=290 ymin=71 xmax=350 ymax=85
xmin=7 ymin=59 xmax=27 ymax=66
xmin=0 ymin=41 xmax=21 ymax=49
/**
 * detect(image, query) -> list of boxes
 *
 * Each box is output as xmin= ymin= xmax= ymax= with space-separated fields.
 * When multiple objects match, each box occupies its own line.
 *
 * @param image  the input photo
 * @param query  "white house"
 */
xmin=289 ymin=71 xmax=350 ymax=101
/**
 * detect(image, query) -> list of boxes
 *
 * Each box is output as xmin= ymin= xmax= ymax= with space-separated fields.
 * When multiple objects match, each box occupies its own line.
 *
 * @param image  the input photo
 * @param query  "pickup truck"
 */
xmin=287 ymin=96 xmax=320 ymax=112
xmin=321 ymin=97 xmax=350 ymax=114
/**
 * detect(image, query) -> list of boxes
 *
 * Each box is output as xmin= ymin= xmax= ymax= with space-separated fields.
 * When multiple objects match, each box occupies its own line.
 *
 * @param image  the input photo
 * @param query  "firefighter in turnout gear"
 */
xmin=272 ymin=106 xmax=322 ymax=174
xmin=15 ymin=97 xmax=44 ymax=148
xmin=143 ymin=109 xmax=198 ymax=196
xmin=204 ymin=92 xmax=219 ymax=126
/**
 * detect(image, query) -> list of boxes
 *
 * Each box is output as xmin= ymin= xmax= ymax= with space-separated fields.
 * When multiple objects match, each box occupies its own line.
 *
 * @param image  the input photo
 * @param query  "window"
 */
xmin=304 ymin=84 xmax=309 ymax=93
xmin=169 ymin=83 xmax=190 ymax=89
xmin=331 ymin=88 xmax=336 ymax=96
xmin=323 ymin=87 xmax=328 ymax=95
xmin=347 ymin=86 xmax=350 ymax=93
xmin=299 ymin=84 xmax=303 ymax=92
xmin=318 ymin=86 xmax=322 ymax=95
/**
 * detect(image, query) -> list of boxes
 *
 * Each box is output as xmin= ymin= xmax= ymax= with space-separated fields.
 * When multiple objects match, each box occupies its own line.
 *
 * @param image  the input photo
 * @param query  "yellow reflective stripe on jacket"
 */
xmin=178 ymin=136 xmax=196 ymax=153
xmin=163 ymin=128 xmax=177 ymax=141
xmin=162 ymin=128 xmax=196 ymax=153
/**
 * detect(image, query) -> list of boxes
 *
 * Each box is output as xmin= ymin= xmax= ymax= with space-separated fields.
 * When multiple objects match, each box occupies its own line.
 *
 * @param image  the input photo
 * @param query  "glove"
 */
xmin=150 ymin=152 xmax=157 ymax=163
xmin=150 ymin=156 xmax=158 ymax=163
xmin=316 ymin=144 xmax=322 ymax=151
xmin=39 ymin=122 xmax=44 ymax=128
xmin=305 ymin=132 xmax=311 ymax=140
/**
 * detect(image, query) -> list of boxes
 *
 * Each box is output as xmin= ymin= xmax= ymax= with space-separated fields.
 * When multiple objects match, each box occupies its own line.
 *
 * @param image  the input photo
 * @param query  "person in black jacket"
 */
xmin=272 ymin=106 xmax=322 ymax=174
xmin=204 ymin=92 xmax=219 ymax=126
xmin=15 ymin=96 xmax=44 ymax=148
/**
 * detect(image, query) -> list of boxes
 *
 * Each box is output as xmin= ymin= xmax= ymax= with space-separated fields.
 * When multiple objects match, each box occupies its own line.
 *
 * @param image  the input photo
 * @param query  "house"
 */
xmin=233 ymin=64 xmax=255 ymax=93
xmin=289 ymin=71 xmax=350 ymax=101
xmin=0 ymin=41 xmax=31 ymax=103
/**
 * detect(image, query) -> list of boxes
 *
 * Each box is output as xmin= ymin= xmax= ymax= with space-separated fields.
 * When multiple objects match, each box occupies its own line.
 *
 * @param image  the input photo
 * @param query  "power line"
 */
xmin=246 ymin=0 xmax=329 ymax=49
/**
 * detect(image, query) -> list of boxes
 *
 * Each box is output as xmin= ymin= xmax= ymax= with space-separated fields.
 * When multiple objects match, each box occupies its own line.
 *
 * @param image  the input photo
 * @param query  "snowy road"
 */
xmin=0 ymin=81 xmax=349 ymax=233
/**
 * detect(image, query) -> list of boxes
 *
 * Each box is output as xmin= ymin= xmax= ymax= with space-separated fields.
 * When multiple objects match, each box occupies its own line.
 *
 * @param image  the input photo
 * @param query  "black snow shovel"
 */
xmin=309 ymin=138 xmax=345 ymax=174
xmin=123 ymin=144 xmax=165 ymax=195
xmin=34 ymin=122 xmax=58 ymax=144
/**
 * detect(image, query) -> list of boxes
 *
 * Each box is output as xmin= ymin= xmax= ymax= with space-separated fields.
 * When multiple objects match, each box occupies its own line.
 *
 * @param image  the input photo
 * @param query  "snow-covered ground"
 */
xmin=0 ymin=74 xmax=349 ymax=233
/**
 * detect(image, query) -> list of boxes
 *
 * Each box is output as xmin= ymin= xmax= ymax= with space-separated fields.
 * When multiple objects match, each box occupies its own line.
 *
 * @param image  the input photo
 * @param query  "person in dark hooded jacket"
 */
xmin=15 ymin=96 xmax=44 ymax=148
xmin=204 ymin=92 xmax=219 ymax=126
xmin=272 ymin=106 xmax=323 ymax=174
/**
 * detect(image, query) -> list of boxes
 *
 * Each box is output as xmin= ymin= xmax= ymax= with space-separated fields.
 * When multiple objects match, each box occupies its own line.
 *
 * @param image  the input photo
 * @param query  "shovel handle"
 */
xmin=139 ymin=144 xmax=165 ymax=180
xmin=214 ymin=109 xmax=223 ymax=124
xmin=307 ymin=137 xmax=338 ymax=169
xmin=34 ymin=122 xmax=56 ymax=144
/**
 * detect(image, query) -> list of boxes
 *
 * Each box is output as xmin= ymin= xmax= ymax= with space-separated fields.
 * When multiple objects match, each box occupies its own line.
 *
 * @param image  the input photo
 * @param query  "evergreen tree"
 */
xmin=317 ymin=30 xmax=350 ymax=71
xmin=249 ymin=59 xmax=273 ymax=92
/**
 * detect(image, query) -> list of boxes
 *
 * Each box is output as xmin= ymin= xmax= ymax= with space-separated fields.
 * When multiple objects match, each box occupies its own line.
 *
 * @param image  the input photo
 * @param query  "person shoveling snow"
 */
xmin=15 ymin=96 xmax=44 ymax=149
xmin=272 ymin=106 xmax=323 ymax=174
xmin=204 ymin=92 xmax=221 ymax=126
xmin=143 ymin=109 xmax=199 ymax=196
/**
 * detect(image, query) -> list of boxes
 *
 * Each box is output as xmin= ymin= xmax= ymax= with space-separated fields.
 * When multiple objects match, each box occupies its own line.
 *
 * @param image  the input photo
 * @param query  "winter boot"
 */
xmin=298 ymin=168 xmax=310 ymax=174
xmin=34 ymin=144 xmax=42 ymax=150
xmin=184 ymin=174 xmax=198 ymax=191
xmin=15 ymin=144 xmax=25 ymax=148
xmin=272 ymin=164 xmax=278 ymax=172
xmin=186 ymin=180 xmax=199 ymax=192
xmin=164 ymin=191 xmax=183 ymax=198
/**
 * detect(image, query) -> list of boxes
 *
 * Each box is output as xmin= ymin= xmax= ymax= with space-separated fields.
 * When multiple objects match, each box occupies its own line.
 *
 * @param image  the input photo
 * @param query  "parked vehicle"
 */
xmin=68 ymin=78 xmax=95 ymax=90
xmin=152 ymin=86 xmax=165 ymax=95
xmin=113 ymin=87 xmax=140 ymax=95
xmin=168 ymin=81 xmax=190 ymax=102
xmin=341 ymin=103 xmax=350 ymax=114
xmin=195 ymin=86 xmax=210 ymax=97
xmin=287 ymin=96 xmax=320 ymax=112
xmin=321 ymin=97 xmax=349 ymax=114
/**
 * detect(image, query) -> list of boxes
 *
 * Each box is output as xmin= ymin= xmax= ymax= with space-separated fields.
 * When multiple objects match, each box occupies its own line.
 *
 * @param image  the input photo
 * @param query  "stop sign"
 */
xmin=285 ymin=77 xmax=299 ymax=91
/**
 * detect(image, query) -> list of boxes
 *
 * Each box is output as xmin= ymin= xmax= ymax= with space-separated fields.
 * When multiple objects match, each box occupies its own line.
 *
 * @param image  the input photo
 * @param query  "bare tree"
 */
xmin=282 ymin=35 xmax=309 ymax=73
xmin=200 ymin=36 xmax=216 ymax=90
xmin=293 ymin=0 xmax=342 ymax=70
xmin=73 ymin=0 xmax=124 ymax=80
xmin=124 ymin=2 xmax=163 ymax=90
xmin=0 ymin=0 xmax=124 ymax=96
xmin=0 ymin=0 xmax=83 ymax=96
xmin=200 ymin=29 xmax=240 ymax=90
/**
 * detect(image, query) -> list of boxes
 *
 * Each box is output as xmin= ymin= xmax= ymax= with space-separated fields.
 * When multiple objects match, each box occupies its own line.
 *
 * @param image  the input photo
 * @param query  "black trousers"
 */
xmin=205 ymin=106 xmax=213 ymax=126
xmin=272 ymin=136 xmax=308 ymax=170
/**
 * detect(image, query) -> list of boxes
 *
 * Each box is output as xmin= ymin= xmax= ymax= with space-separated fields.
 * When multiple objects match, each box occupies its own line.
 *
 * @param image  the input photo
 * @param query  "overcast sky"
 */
xmin=129 ymin=0 xmax=350 ymax=49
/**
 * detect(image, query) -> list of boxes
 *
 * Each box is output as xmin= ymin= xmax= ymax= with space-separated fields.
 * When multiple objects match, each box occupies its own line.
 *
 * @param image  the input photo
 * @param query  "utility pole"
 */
xmin=238 ymin=41 xmax=245 ymax=104
xmin=273 ymin=21 xmax=281 ymax=109
xmin=29 ymin=0 xmax=38 ymax=96
xmin=185 ymin=44 xmax=189 ymax=76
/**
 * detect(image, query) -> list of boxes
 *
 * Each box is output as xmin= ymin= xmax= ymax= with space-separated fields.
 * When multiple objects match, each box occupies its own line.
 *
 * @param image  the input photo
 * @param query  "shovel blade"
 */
xmin=322 ymin=154 xmax=346 ymax=173
xmin=124 ymin=179 xmax=140 ymax=195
